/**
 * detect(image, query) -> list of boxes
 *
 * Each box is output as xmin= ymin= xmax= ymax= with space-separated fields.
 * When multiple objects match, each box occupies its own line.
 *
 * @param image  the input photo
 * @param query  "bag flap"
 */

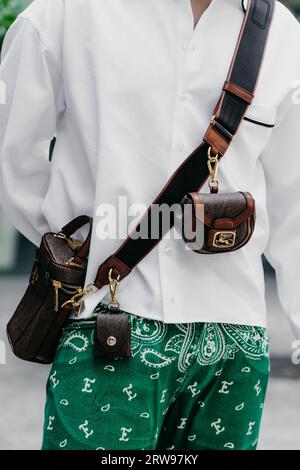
xmin=94 ymin=313 xmax=131 ymax=357
xmin=187 ymin=192 xmax=255 ymax=229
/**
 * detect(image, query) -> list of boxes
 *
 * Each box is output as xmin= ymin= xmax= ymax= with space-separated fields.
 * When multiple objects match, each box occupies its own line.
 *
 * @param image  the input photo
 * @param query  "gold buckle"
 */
xmin=54 ymin=232 xmax=82 ymax=252
xmin=54 ymin=231 xmax=67 ymax=240
xmin=67 ymin=237 xmax=82 ymax=251
xmin=65 ymin=257 xmax=83 ymax=268
xmin=213 ymin=231 xmax=236 ymax=248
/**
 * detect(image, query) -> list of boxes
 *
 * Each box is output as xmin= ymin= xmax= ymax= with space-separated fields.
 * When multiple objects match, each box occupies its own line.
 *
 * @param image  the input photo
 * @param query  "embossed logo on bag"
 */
xmin=213 ymin=231 xmax=236 ymax=248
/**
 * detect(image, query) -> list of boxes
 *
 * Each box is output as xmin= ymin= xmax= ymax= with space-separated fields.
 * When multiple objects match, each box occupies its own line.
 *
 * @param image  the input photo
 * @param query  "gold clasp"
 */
xmin=213 ymin=231 xmax=236 ymax=248
xmin=52 ymin=280 xmax=62 ymax=312
xmin=108 ymin=268 xmax=121 ymax=311
xmin=65 ymin=257 xmax=83 ymax=268
xmin=61 ymin=283 xmax=97 ymax=316
xmin=67 ymin=237 xmax=82 ymax=251
xmin=54 ymin=231 xmax=67 ymax=240
xmin=207 ymin=146 xmax=219 ymax=193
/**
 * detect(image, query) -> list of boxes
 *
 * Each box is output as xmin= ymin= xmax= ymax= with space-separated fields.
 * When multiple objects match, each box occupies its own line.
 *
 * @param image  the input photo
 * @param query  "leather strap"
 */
xmin=223 ymin=81 xmax=254 ymax=105
xmin=204 ymin=0 xmax=274 ymax=155
xmin=90 ymin=0 xmax=274 ymax=289
xmin=61 ymin=215 xmax=92 ymax=237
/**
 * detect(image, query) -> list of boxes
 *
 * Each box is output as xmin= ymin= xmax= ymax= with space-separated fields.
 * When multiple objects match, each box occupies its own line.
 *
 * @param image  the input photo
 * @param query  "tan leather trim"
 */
xmin=231 ymin=192 xmax=255 ymax=227
xmin=203 ymin=126 xmax=229 ymax=156
xmin=188 ymin=192 xmax=213 ymax=227
xmin=214 ymin=220 xmax=235 ymax=230
xmin=223 ymin=81 xmax=254 ymax=104
xmin=187 ymin=192 xmax=255 ymax=230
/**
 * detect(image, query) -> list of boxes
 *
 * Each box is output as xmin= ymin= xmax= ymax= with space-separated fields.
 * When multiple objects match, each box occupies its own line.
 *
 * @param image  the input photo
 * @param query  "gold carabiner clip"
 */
xmin=108 ymin=268 xmax=121 ymax=311
xmin=61 ymin=283 xmax=97 ymax=316
xmin=207 ymin=146 xmax=219 ymax=193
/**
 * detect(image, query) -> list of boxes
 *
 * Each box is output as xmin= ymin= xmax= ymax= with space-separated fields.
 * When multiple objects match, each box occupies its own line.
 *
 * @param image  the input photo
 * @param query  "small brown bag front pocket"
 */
xmin=181 ymin=192 xmax=255 ymax=254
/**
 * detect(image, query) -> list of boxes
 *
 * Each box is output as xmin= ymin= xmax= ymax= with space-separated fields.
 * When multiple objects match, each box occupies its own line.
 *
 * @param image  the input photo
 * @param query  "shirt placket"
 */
xmin=158 ymin=1 xmax=201 ymax=323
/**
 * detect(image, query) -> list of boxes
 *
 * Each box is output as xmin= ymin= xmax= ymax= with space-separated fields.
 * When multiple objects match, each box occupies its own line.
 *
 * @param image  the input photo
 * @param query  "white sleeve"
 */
xmin=261 ymin=82 xmax=300 ymax=340
xmin=0 ymin=16 xmax=65 ymax=246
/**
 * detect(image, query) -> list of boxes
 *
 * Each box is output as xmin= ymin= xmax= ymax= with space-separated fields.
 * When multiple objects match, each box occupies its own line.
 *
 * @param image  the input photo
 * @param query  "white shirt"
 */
xmin=1 ymin=0 xmax=300 ymax=338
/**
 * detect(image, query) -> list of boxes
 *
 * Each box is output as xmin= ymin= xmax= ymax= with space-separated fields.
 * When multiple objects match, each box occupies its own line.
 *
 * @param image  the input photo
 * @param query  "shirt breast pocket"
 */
xmin=240 ymin=103 xmax=278 ymax=154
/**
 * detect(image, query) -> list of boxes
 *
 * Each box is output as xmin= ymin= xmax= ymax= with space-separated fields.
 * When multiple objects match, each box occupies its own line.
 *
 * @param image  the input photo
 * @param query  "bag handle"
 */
xmin=60 ymin=215 xmax=93 ymax=266
xmin=61 ymin=215 xmax=92 ymax=237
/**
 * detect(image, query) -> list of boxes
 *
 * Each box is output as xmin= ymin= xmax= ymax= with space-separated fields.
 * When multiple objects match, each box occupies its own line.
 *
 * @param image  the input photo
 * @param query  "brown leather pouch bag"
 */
xmin=6 ymin=216 xmax=91 ymax=364
xmin=94 ymin=313 xmax=131 ymax=359
xmin=181 ymin=191 xmax=255 ymax=254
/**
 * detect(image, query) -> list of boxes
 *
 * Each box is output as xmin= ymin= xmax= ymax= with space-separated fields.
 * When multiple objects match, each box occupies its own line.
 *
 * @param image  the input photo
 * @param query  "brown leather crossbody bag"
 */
xmin=181 ymin=191 xmax=255 ymax=254
xmin=6 ymin=0 xmax=274 ymax=364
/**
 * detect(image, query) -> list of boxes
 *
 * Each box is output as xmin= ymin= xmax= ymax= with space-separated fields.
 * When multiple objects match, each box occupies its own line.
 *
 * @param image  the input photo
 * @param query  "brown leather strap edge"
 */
xmin=203 ymin=126 xmax=230 ymax=156
xmin=188 ymin=192 xmax=213 ymax=227
xmin=223 ymin=81 xmax=254 ymax=104
xmin=187 ymin=192 xmax=255 ymax=229
xmin=94 ymin=255 xmax=132 ymax=289
xmin=61 ymin=215 xmax=92 ymax=237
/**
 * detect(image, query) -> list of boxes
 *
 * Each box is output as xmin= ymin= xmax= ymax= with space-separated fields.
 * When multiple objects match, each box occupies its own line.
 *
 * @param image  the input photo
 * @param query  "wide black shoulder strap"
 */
xmin=92 ymin=0 xmax=275 ymax=289
xmin=204 ymin=0 xmax=275 ymax=156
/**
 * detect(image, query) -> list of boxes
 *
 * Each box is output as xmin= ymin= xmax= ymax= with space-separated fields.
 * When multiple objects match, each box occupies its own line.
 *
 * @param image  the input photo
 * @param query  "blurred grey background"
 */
xmin=0 ymin=0 xmax=300 ymax=450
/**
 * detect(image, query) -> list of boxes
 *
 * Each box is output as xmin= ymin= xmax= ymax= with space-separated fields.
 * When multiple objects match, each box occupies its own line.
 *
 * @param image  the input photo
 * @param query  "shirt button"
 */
xmin=175 ymin=142 xmax=185 ymax=152
xmin=180 ymin=41 xmax=189 ymax=51
xmin=181 ymin=94 xmax=189 ymax=101
xmin=164 ymin=246 xmax=172 ymax=255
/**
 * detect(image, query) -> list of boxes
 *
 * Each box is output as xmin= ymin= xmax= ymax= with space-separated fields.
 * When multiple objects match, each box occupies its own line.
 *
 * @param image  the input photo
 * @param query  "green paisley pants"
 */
xmin=42 ymin=303 xmax=270 ymax=450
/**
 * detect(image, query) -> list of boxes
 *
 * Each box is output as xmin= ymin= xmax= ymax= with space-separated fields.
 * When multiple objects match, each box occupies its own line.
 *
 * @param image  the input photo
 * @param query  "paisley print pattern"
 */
xmin=43 ymin=303 xmax=270 ymax=451
xmin=197 ymin=323 xmax=226 ymax=366
xmin=129 ymin=314 xmax=269 ymax=371
xmin=58 ymin=304 xmax=269 ymax=371
xmin=221 ymin=324 xmax=269 ymax=360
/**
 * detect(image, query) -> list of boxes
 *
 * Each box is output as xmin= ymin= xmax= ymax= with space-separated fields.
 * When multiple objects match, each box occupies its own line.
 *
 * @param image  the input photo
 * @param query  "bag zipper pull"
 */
xmin=52 ymin=280 xmax=62 ymax=312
